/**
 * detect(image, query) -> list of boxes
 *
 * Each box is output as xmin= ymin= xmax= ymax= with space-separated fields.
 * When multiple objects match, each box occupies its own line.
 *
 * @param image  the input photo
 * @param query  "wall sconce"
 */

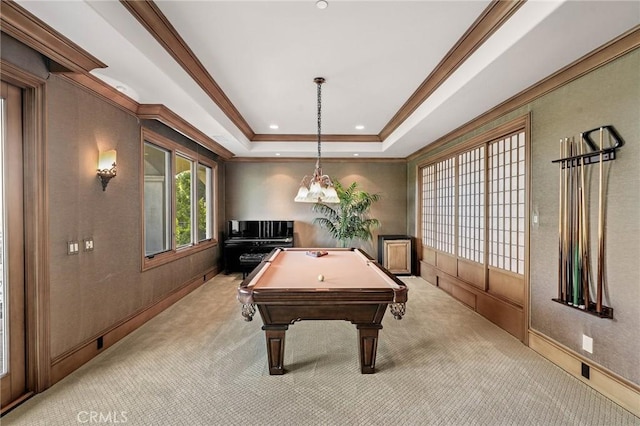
xmin=97 ymin=149 xmax=117 ymax=191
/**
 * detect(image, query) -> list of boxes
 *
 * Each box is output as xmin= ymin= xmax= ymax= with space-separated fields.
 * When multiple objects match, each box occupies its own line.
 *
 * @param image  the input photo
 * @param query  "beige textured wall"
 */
xmin=408 ymin=49 xmax=639 ymax=385
xmin=47 ymin=76 xmax=219 ymax=358
xmin=529 ymin=51 xmax=639 ymax=384
xmin=225 ymin=160 xmax=407 ymax=256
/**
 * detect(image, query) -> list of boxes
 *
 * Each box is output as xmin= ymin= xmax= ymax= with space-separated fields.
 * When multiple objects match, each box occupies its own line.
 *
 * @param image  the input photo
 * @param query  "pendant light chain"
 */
xmin=316 ymin=77 xmax=323 ymax=169
xmin=294 ymin=76 xmax=338 ymax=203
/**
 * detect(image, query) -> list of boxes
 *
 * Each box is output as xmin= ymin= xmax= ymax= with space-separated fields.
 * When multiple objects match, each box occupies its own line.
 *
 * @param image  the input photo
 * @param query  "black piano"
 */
xmin=223 ymin=220 xmax=294 ymax=274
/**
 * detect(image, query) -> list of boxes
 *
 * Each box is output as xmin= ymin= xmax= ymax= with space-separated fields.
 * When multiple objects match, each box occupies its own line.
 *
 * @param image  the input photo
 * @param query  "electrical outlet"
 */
xmin=581 ymin=362 xmax=590 ymax=379
xmin=67 ymin=241 xmax=79 ymax=255
xmin=84 ymin=238 xmax=94 ymax=251
xmin=582 ymin=335 xmax=593 ymax=353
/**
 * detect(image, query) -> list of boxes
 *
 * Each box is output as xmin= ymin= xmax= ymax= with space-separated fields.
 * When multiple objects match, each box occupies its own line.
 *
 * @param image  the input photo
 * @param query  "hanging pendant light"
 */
xmin=295 ymin=77 xmax=339 ymax=203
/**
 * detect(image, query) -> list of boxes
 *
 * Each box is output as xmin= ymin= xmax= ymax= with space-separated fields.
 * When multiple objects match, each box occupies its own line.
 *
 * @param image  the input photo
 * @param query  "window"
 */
xmin=144 ymin=142 xmax=171 ymax=256
xmin=458 ymin=146 xmax=485 ymax=263
xmin=142 ymin=129 xmax=217 ymax=269
xmin=488 ymin=132 xmax=526 ymax=274
xmin=421 ymin=164 xmax=436 ymax=248
xmin=435 ymin=158 xmax=455 ymax=255
xmin=197 ymin=164 xmax=213 ymax=242
xmin=419 ymin=126 xmax=526 ymax=277
xmin=175 ymin=155 xmax=193 ymax=248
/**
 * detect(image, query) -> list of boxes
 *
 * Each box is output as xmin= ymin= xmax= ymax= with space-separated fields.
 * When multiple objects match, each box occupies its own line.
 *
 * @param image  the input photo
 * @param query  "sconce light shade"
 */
xmin=97 ymin=149 xmax=117 ymax=191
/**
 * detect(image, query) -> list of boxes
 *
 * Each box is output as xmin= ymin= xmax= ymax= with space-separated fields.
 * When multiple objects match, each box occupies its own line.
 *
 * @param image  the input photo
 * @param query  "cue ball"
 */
xmin=318 ymin=274 xmax=324 ymax=282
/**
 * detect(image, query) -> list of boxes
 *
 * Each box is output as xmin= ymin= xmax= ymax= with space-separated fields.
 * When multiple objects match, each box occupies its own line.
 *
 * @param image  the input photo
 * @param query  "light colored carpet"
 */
xmin=3 ymin=275 xmax=639 ymax=425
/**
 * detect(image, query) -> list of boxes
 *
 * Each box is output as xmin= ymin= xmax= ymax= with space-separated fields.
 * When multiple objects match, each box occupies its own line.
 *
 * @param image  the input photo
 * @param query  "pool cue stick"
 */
xmin=579 ymin=134 xmax=589 ymax=309
xmin=561 ymin=138 xmax=569 ymax=303
xmin=567 ymin=139 xmax=575 ymax=305
xmin=564 ymin=137 xmax=571 ymax=303
xmin=566 ymin=138 xmax=572 ymax=304
xmin=571 ymin=137 xmax=579 ymax=306
xmin=573 ymin=137 xmax=581 ymax=307
xmin=558 ymin=139 xmax=565 ymax=301
xmin=576 ymin=136 xmax=583 ymax=307
xmin=576 ymin=142 xmax=583 ymax=309
xmin=566 ymin=138 xmax=573 ymax=305
xmin=596 ymin=127 xmax=604 ymax=314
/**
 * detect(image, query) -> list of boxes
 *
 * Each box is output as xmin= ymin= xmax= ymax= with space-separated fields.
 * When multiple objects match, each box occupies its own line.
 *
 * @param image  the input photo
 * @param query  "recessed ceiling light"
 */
xmin=316 ymin=0 xmax=328 ymax=10
xmin=115 ymin=85 xmax=126 ymax=92
xmin=355 ymin=125 xmax=365 ymax=130
xmin=275 ymin=153 xmax=281 ymax=156
xmin=353 ymin=153 xmax=359 ymax=157
xmin=269 ymin=124 xmax=279 ymax=130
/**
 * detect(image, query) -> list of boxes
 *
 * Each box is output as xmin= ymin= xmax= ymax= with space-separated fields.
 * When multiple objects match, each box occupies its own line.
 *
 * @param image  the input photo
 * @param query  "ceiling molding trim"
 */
xmin=63 ymin=72 xmax=140 ymax=114
xmin=379 ymin=0 xmax=525 ymax=141
xmin=227 ymin=157 xmax=406 ymax=164
xmin=0 ymin=0 xmax=107 ymax=73
xmin=119 ymin=0 xmax=255 ymax=141
xmin=63 ymin=73 xmax=234 ymax=160
xmin=252 ymin=134 xmax=381 ymax=143
xmin=407 ymin=27 xmax=640 ymax=162
xmin=137 ymin=104 xmax=235 ymax=160
xmin=416 ymin=114 xmax=529 ymax=168
xmin=0 ymin=59 xmax=47 ymax=88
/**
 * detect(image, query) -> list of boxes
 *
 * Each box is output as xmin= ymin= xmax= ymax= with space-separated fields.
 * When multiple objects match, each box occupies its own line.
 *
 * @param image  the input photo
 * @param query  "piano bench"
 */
xmin=239 ymin=253 xmax=268 ymax=279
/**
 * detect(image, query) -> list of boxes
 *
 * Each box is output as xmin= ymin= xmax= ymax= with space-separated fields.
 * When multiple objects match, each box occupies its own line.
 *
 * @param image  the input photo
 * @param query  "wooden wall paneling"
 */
xmin=436 ymin=275 xmax=452 ymax=294
xmin=436 ymin=252 xmax=457 ymax=276
xmin=488 ymin=267 xmax=525 ymax=306
xmin=422 ymin=246 xmax=436 ymax=265
xmin=457 ymin=258 xmax=486 ymax=290
xmin=419 ymin=261 xmax=437 ymax=285
xmin=49 ymin=267 xmax=216 ymax=384
xmin=476 ymin=294 xmax=524 ymax=340
xmin=445 ymin=278 xmax=477 ymax=309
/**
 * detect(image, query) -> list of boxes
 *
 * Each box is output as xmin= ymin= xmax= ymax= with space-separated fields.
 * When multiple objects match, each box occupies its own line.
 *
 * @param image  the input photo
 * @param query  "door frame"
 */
xmin=0 ymin=60 xmax=50 ymax=407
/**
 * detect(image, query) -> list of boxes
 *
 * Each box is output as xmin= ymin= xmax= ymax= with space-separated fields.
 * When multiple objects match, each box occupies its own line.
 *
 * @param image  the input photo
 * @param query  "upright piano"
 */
xmin=223 ymin=220 xmax=294 ymax=274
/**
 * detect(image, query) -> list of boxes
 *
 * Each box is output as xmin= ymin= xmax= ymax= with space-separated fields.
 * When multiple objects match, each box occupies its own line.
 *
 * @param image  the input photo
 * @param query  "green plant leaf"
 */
xmin=312 ymin=179 xmax=381 ymax=247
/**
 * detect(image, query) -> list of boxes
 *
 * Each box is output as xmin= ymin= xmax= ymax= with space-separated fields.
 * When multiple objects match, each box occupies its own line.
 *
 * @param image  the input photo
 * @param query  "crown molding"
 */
xmin=227 ymin=156 xmax=406 ymax=163
xmin=379 ymin=0 xmax=525 ymax=141
xmin=0 ymin=59 xmax=46 ymax=88
xmin=63 ymin=72 xmax=140 ymax=113
xmin=252 ymin=134 xmax=382 ymax=143
xmin=62 ymin=73 xmax=234 ymax=160
xmin=120 ymin=0 xmax=255 ymax=141
xmin=0 ymin=0 xmax=106 ymax=73
xmin=120 ymin=0 xmax=524 ymax=146
xmin=407 ymin=27 xmax=640 ymax=162
xmin=136 ymin=104 xmax=235 ymax=160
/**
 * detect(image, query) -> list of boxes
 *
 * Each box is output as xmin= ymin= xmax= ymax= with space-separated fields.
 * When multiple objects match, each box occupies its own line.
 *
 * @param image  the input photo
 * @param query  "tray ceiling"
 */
xmin=14 ymin=0 xmax=640 ymax=158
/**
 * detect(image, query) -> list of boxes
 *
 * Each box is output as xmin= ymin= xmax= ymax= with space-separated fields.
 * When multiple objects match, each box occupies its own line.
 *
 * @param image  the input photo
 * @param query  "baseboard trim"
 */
xmin=50 ymin=266 xmax=218 ymax=385
xmin=528 ymin=329 xmax=640 ymax=417
xmin=1 ymin=392 xmax=35 ymax=416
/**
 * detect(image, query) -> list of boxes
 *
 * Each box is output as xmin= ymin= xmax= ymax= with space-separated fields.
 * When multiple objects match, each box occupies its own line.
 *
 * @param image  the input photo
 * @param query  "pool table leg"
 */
xmin=356 ymin=324 xmax=383 ymax=374
xmin=262 ymin=325 xmax=288 ymax=375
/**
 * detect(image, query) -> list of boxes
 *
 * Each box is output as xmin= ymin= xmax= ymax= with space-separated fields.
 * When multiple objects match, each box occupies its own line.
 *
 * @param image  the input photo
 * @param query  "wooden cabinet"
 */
xmin=378 ymin=235 xmax=413 ymax=275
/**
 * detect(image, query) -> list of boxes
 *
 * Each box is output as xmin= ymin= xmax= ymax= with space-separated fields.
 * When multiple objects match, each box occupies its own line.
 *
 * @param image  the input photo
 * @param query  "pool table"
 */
xmin=237 ymin=247 xmax=408 ymax=375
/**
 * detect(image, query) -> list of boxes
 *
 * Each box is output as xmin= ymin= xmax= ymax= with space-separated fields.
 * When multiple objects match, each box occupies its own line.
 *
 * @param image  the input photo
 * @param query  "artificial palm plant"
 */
xmin=312 ymin=180 xmax=381 ymax=248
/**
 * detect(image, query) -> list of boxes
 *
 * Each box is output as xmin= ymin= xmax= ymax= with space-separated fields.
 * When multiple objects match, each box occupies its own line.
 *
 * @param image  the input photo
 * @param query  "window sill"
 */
xmin=142 ymin=239 xmax=218 ymax=272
